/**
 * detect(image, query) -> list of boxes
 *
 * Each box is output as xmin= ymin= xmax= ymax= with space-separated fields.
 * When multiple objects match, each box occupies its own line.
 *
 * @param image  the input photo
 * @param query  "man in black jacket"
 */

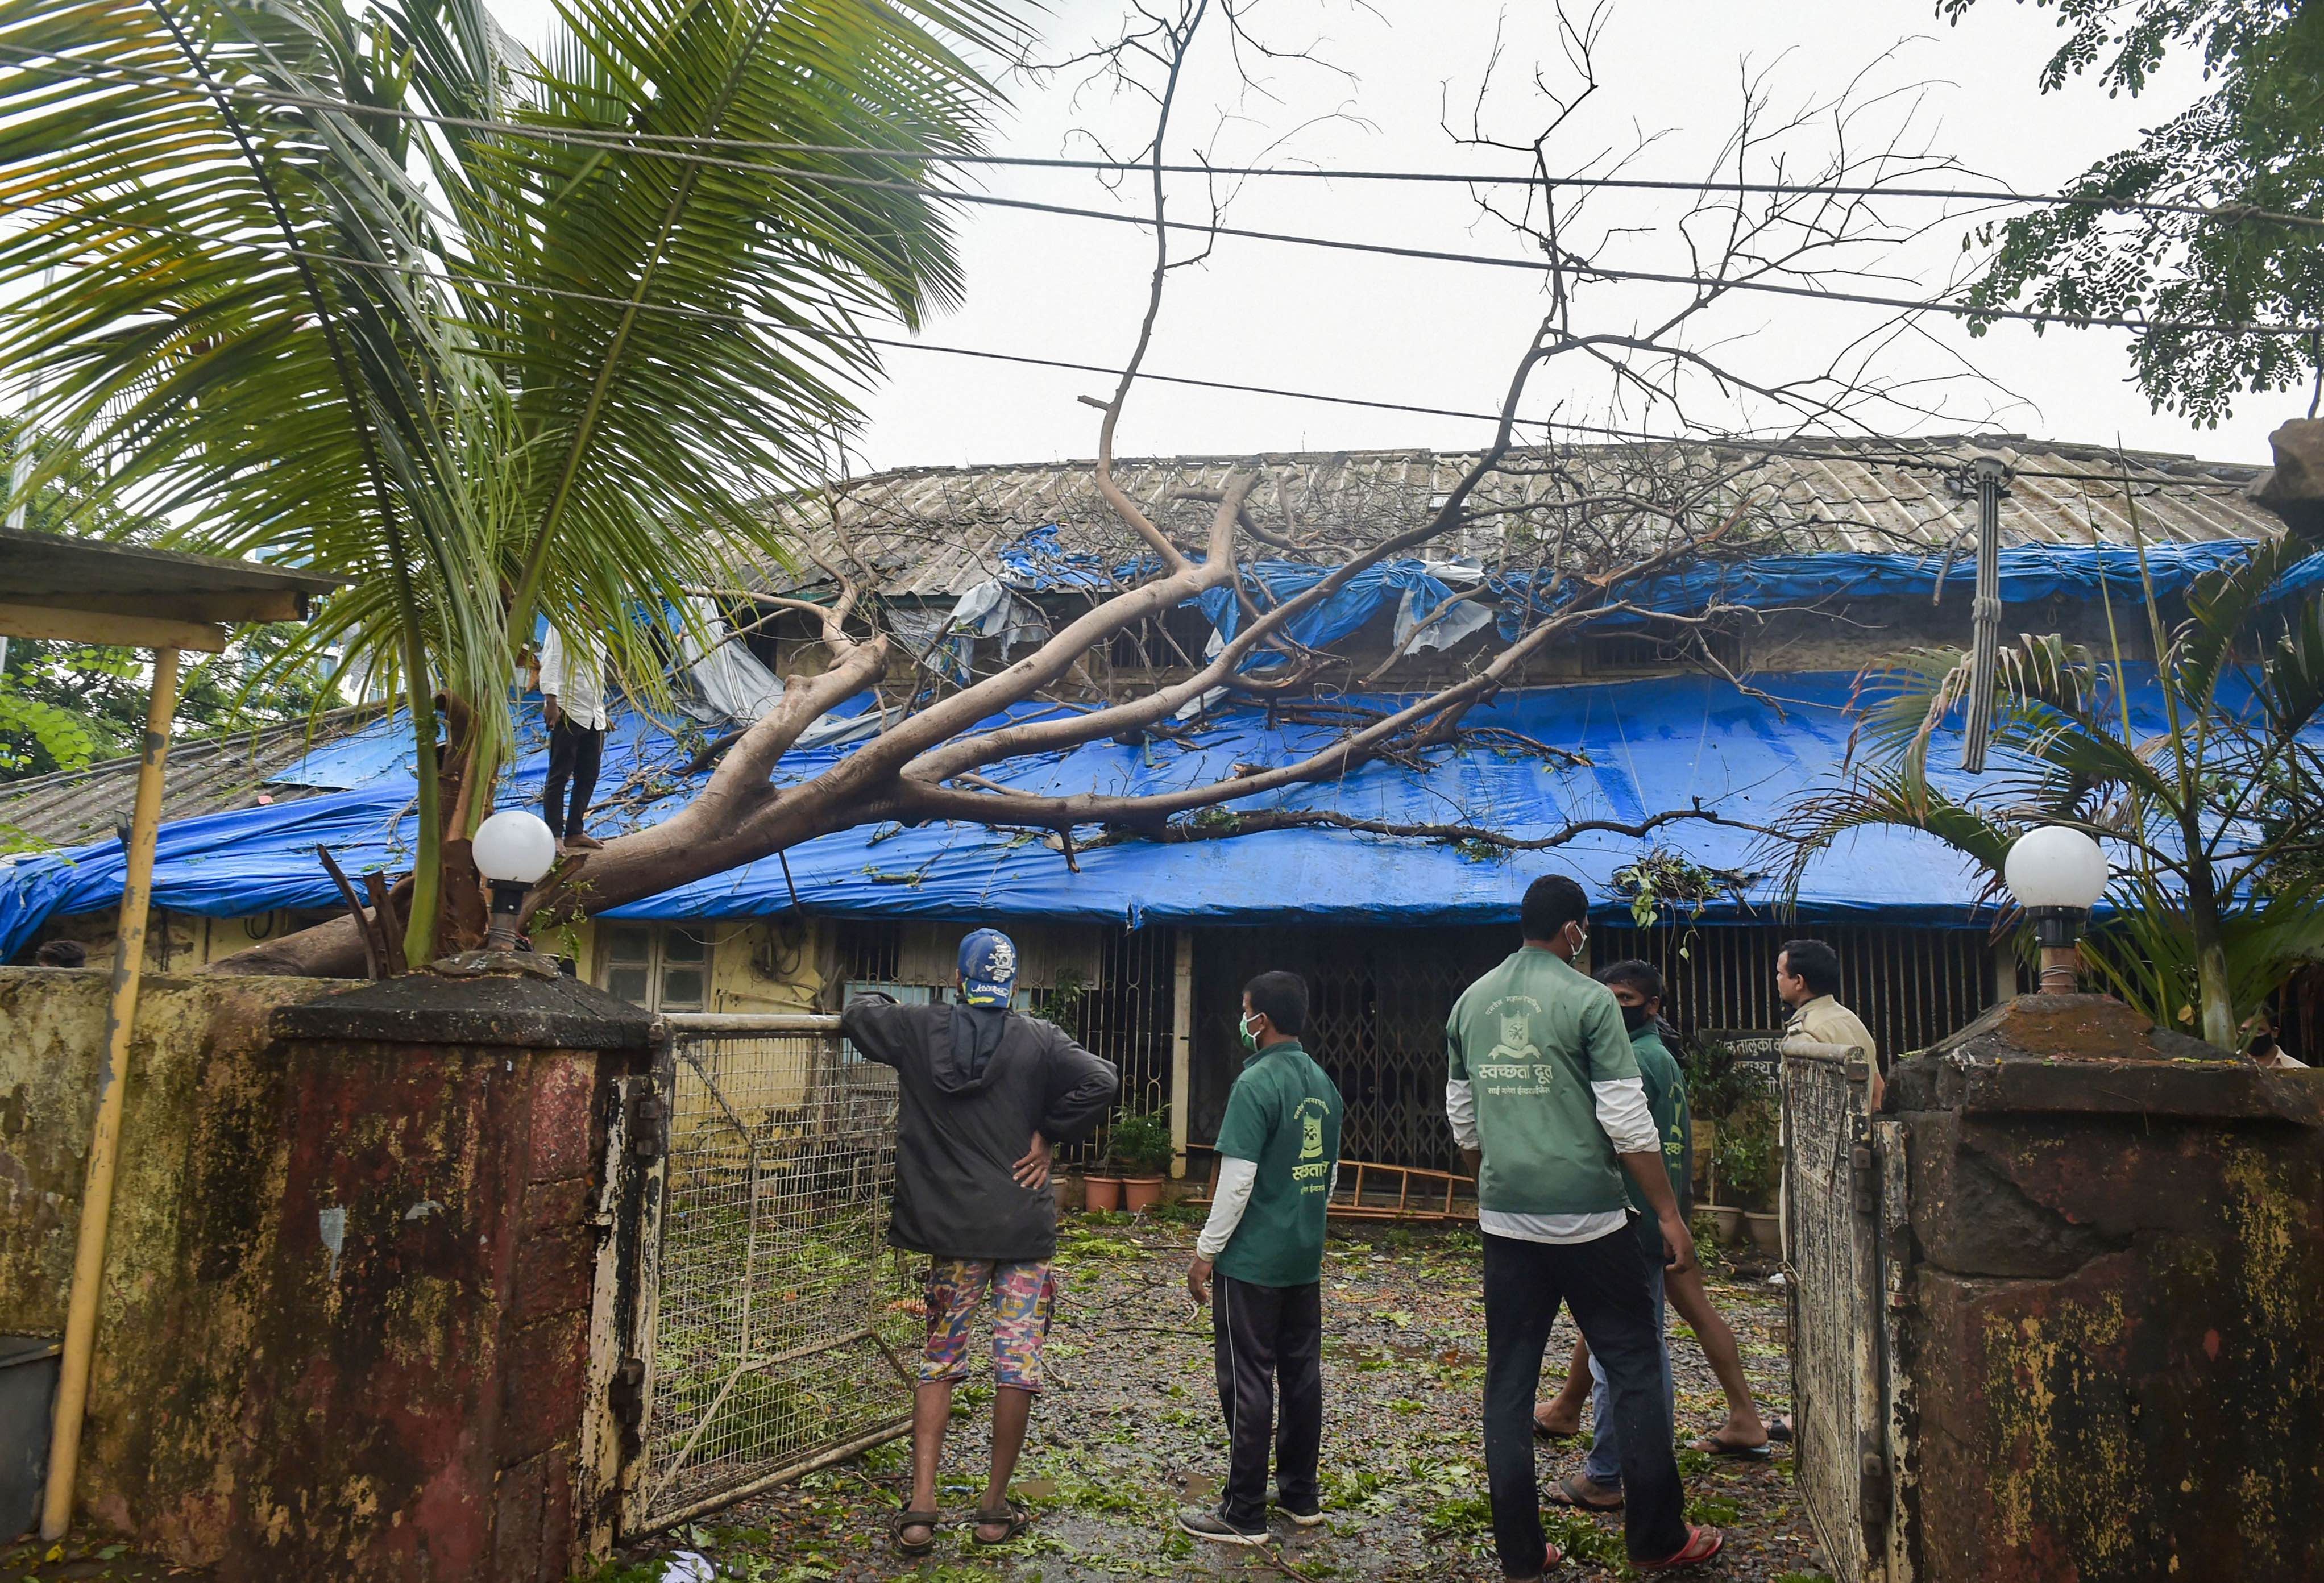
xmin=842 ymin=928 xmax=1119 ymax=1555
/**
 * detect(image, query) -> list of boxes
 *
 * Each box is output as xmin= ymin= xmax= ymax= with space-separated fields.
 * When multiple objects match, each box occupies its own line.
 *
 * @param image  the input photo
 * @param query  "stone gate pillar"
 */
xmin=223 ymin=959 xmax=652 ymax=1581
xmin=1887 ymin=996 xmax=2324 ymax=1582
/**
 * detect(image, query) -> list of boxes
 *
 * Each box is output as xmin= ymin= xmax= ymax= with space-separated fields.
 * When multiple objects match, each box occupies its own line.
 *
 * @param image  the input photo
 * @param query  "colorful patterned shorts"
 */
xmin=919 ymin=1258 xmax=1057 ymax=1393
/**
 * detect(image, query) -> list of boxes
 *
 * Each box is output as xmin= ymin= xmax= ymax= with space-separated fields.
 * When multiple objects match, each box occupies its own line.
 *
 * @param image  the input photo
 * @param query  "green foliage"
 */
xmin=1 ymin=0 xmax=1021 ymax=950
xmin=1030 ymin=967 xmax=1089 ymax=1036
xmin=1103 ymin=1106 xmax=1174 ymax=1175
xmin=1943 ymin=0 xmax=2324 ymax=423
xmin=1777 ymin=534 xmax=2324 ymax=1046
xmin=1539 ymin=1507 xmax=1630 ymax=1571
xmin=1681 ymin=1036 xmax=1765 ymax=1124
xmin=1687 ymin=1495 xmax=1743 ymax=1526
xmin=1613 ymin=846 xmax=1756 ymax=929
xmin=0 ymin=424 xmax=330 ymax=790
xmin=1712 ymin=1099 xmax=1779 ymax=1211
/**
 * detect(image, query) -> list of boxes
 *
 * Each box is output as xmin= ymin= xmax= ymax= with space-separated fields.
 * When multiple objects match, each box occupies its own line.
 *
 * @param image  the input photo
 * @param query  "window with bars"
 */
xmin=828 ymin=920 xmax=1177 ymax=1162
xmin=1190 ymin=921 xmax=1999 ymax=1172
xmin=599 ymin=923 xmax=713 ymax=1013
xmin=1589 ymin=921 xmax=1996 ymax=1067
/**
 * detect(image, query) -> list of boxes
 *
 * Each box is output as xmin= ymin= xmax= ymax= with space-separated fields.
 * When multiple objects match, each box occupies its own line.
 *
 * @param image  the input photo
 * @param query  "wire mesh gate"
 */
xmin=616 ymin=1013 xmax=915 ymax=1534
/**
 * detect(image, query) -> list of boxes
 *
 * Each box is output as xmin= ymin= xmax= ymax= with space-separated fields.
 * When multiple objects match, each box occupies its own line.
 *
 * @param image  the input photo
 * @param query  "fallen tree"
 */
xmin=213 ymin=0 xmax=1997 ymax=976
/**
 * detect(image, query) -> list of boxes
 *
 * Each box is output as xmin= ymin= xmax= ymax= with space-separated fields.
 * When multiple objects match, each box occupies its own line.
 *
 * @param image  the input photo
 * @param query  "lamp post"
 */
xmin=472 ymin=809 xmax=558 ymax=952
xmin=2004 ymin=825 xmax=2110 ymax=994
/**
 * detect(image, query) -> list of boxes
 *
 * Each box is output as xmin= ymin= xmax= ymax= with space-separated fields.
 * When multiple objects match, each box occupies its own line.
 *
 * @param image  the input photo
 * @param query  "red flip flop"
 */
xmin=1639 ymin=1524 xmax=1725 ymax=1571
xmin=1508 ymin=1541 xmax=1565 ymax=1579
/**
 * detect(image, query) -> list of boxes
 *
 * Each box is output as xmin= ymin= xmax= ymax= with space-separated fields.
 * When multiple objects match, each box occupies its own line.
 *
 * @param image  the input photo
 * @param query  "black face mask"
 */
xmin=1621 ymin=1003 xmax=1655 ymax=1033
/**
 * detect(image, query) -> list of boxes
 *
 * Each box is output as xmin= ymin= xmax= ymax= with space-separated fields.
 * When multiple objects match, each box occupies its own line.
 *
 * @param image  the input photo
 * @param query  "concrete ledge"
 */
xmin=272 ymin=965 xmax=653 ymax=1049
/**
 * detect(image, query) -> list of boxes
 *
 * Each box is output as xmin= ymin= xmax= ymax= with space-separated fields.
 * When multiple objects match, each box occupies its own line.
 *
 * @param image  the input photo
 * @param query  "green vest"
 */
xmin=1213 ymin=1041 xmax=1343 ymax=1287
xmin=1626 ymin=1025 xmax=1691 ymax=1213
xmin=1446 ymin=947 xmax=1640 ymax=1217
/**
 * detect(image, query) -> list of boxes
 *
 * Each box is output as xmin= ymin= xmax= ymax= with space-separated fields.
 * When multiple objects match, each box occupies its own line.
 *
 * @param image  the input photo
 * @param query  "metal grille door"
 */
xmin=1592 ymin=923 xmax=1995 ymax=1062
xmin=623 ymin=1014 xmax=914 ymax=1532
xmin=1783 ymin=1040 xmax=1887 ymax=1582
xmin=1192 ymin=925 xmax=1511 ymax=1171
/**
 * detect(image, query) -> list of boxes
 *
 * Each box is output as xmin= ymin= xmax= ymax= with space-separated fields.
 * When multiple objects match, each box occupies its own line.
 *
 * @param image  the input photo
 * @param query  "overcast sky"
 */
xmin=505 ymin=0 xmax=2296 ymax=475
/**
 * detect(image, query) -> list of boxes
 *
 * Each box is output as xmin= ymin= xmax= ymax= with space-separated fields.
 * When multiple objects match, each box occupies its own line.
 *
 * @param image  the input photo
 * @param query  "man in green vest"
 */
xmin=1541 ymin=958 xmax=1690 ymax=1510
xmin=1446 ymin=876 xmax=1723 ymax=1577
xmin=1179 ymin=971 xmax=1344 ymax=1546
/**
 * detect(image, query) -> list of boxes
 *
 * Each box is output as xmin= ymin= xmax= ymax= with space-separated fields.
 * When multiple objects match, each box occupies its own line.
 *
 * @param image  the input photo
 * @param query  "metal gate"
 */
xmin=615 ymin=1013 xmax=914 ymax=1534
xmin=1782 ymin=1040 xmax=1903 ymax=1583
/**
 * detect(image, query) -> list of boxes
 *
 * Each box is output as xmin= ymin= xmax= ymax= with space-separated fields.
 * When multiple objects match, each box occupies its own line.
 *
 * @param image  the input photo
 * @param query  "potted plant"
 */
xmin=1106 ymin=1107 xmax=1175 ymax=1212
xmin=1712 ymin=1098 xmax=1781 ymax=1250
xmin=1081 ymin=1152 xmax=1124 ymax=1214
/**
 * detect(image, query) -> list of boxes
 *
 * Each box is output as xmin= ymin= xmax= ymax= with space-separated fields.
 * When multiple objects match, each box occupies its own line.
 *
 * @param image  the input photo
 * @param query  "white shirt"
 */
xmin=1445 ymin=1074 xmax=1659 ymax=1245
xmin=540 ymin=629 xmax=609 ymax=730
xmin=1195 ymin=1155 xmax=1340 ymax=1260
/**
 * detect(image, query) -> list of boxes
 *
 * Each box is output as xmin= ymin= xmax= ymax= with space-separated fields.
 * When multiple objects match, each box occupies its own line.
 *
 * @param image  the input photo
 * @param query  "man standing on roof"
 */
xmin=1178 ymin=970 xmax=1343 ymax=1547
xmin=1447 ymin=876 xmax=1722 ymax=1578
xmin=842 ymin=929 xmax=1119 ymax=1556
xmin=537 ymin=624 xmax=608 ymax=853
xmin=1778 ymin=938 xmax=1881 ymax=1109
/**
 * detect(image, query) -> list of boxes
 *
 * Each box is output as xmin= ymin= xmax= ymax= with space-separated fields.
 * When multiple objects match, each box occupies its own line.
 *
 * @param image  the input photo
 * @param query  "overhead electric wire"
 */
xmin=6 ymin=39 xmax=2319 ymax=232
xmin=8 ymin=46 xmax=2318 ymax=340
xmin=16 ymin=204 xmax=2263 ymax=492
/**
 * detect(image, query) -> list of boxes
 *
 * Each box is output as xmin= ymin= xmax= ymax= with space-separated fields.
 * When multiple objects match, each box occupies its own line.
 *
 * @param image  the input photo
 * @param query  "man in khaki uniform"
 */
xmin=1777 ymin=938 xmax=1881 ymax=1110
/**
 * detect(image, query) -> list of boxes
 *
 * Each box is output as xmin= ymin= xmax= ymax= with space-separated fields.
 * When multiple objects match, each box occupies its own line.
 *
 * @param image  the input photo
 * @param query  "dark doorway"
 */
xmin=1192 ymin=924 xmax=1513 ymax=1171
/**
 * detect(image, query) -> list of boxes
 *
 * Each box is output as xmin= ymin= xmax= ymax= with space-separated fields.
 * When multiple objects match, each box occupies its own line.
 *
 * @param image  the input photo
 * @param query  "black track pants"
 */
xmin=1210 ymin=1273 xmax=1323 ymax=1527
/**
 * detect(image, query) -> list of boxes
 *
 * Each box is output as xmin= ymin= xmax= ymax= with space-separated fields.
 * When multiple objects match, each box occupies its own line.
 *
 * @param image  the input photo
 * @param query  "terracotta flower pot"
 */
xmin=1082 ymin=1174 xmax=1124 ymax=1212
xmin=1744 ymin=1210 xmax=1783 ymax=1253
xmin=1120 ymin=1175 xmax=1166 ymax=1212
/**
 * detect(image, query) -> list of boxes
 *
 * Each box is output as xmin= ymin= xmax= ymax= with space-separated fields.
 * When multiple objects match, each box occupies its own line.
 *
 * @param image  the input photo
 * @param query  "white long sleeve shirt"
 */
xmin=1195 ymin=1155 xmax=1340 ymax=1260
xmin=1446 ymin=1074 xmax=1657 ymax=1245
xmin=539 ymin=628 xmax=609 ymax=730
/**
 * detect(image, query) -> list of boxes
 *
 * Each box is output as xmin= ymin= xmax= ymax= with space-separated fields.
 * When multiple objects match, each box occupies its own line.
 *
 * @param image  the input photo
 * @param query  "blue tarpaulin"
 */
xmin=9 ymin=526 xmax=2308 ymax=959
xmin=2 ymin=670 xmax=2093 ymax=959
xmin=1005 ymin=532 xmax=2324 ymax=667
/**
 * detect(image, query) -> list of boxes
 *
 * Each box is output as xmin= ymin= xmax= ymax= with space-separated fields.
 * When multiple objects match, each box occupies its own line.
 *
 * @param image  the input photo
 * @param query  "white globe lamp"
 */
xmin=2004 ymin=825 xmax=2109 ymax=994
xmin=472 ymin=809 xmax=558 ymax=950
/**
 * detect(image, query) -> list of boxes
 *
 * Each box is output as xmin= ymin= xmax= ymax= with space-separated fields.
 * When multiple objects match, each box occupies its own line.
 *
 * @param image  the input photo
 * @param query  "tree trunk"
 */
xmin=2181 ymin=811 xmax=2239 ymax=1050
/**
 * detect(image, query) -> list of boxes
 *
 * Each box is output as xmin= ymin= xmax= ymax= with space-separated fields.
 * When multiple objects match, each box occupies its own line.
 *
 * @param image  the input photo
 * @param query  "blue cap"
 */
xmin=958 ymin=928 xmax=1019 ymax=1007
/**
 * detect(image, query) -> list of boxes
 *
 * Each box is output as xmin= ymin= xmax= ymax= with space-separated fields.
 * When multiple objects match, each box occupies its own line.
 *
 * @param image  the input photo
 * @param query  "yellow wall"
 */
xmin=706 ymin=919 xmax=825 ymax=1012
xmin=48 ymin=911 xmax=828 ymax=1012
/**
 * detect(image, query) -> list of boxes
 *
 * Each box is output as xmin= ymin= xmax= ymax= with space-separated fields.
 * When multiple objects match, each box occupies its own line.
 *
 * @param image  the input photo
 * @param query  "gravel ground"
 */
xmin=602 ymin=1211 xmax=1832 ymax=1583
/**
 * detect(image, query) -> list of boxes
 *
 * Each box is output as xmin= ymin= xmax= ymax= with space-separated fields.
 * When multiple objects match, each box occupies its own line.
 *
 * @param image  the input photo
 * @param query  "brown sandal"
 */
xmin=1545 ymin=1473 xmax=1623 ymax=1511
xmin=891 ymin=1509 xmax=940 ymax=1555
xmin=969 ymin=1498 xmax=1034 ymax=1545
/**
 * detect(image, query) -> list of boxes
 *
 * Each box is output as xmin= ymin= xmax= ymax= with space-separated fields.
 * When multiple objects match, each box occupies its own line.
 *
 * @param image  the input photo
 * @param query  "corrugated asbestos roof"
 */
xmin=0 ymin=436 xmax=2283 ymax=855
xmin=0 ymin=708 xmax=368 ymax=851
xmin=754 ymin=435 xmax=2278 ymax=599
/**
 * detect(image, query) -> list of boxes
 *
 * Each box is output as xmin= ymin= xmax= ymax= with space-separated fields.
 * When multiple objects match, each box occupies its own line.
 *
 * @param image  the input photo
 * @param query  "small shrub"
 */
xmin=1711 ymin=1098 xmax=1779 ymax=1211
xmin=1103 ymin=1107 xmax=1174 ymax=1175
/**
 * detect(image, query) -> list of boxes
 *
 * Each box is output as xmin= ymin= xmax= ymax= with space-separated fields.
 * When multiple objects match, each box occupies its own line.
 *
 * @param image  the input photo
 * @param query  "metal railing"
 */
xmin=626 ymin=1013 xmax=914 ymax=1531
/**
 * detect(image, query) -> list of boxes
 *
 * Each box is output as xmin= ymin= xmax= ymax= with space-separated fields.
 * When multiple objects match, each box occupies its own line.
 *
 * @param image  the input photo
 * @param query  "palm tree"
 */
xmin=0 ymin=0 xmax=1018 ymax=963
xmin=1777 ymin=533 xmax=2324 ymax=1049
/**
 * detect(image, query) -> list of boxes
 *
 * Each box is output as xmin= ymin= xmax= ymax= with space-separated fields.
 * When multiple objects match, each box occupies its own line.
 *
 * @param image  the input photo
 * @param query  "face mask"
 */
xmin=1621 ymin=1003 xmax=1654 ymax=1034
xmin=1238 ymin=1012 xmax=1261 ymax=1052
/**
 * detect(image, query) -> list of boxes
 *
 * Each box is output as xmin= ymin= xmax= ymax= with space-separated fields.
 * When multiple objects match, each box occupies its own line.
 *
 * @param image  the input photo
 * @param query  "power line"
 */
xmin=15 ymin=208 xmax=2263 ymax=492
xmin=11 ymin=45 xmax=2319 ymax=341
xmin=9 ymin=39 xmax=2318 ymax=232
